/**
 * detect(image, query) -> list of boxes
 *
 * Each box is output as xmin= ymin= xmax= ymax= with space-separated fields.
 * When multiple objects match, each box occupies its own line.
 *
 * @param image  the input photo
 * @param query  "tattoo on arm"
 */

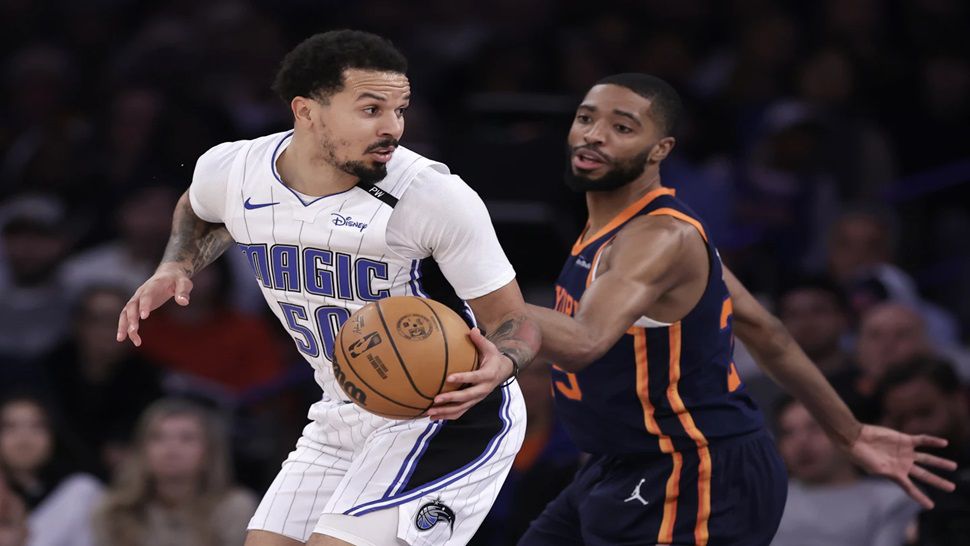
xmin=486 ymin=313 xmax=542 ymax=375
xmin=161 ymin=194 xmax=233 ymax=277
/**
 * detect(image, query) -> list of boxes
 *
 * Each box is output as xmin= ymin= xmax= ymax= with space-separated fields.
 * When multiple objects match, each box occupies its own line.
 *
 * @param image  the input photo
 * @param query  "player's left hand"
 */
xmin=847 ymin=424 xmax=957 ymax=509
xmin=427 ymin=328 xmax=514 ymax=420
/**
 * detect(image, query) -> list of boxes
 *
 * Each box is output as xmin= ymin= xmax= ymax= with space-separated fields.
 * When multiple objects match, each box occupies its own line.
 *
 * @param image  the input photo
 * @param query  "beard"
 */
xmin=340 ymin=160 xmax=387 ymax=184
xmin=563 ymin=145 xmax=651 ymax=193
xmin=322 ymin=134 xmax=398 ymax=185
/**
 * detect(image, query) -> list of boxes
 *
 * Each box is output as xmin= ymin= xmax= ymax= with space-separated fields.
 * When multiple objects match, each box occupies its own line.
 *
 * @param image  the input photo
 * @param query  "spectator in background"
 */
xmin=96 ymin=398 xmax=256 ymax=546
xmin=771 ymin=396 xmax=919 ymax=546
xmin=470 ymin=363 xmax=580 ymax=545
xmin=0 ymin=394 xmax=103 ymax=546
xmin=827 ymin=208 xmax=960 ymax=346
xmin=850 ymin=302 xmax=933 ymax=421
xmin=878 ymin=357 xmax=970 ymax=546
xmin=778 ymin=276 xmax=853 ymax=376
xmin=0 ymin=196 xmax=72 ymax=364
xmin=137 ymin=258 xmax=284 ymax=395
xmin=39 ymin=284 xmax=165 ymax=477
xmin=61 ymin=184 xmax=179 ymax=296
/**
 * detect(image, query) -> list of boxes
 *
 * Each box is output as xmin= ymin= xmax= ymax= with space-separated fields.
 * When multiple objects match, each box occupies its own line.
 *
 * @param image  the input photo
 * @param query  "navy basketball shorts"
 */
xmin=519 ymin=429 xmax=787 ymax=545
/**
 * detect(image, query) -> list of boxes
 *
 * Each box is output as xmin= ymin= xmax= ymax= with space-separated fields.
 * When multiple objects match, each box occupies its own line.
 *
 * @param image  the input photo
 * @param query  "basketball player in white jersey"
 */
xmin=116 ymin=30 xmax=540 ymax=546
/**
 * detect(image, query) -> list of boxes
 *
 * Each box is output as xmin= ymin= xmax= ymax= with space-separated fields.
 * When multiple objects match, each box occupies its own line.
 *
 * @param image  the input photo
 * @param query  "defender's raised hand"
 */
xmin=848 ymin=424 xmax=957 ymax=509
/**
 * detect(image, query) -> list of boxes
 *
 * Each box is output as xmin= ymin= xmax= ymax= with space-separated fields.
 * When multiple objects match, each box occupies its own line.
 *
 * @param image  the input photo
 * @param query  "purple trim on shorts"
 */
xmin=344 ymin=386 xmax=513 ymax=516
xmin=383 ymin=420 xmax=443 ymax=499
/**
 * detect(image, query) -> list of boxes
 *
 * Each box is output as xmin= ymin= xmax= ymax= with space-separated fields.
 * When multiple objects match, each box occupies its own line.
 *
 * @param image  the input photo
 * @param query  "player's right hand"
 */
xmin=117 ymin=263 xmax=194 ymax=346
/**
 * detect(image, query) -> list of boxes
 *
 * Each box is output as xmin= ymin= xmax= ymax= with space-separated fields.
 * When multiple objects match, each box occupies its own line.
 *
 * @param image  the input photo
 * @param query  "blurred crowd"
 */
xmin=0 ymin=0 xmax=968 ymax=545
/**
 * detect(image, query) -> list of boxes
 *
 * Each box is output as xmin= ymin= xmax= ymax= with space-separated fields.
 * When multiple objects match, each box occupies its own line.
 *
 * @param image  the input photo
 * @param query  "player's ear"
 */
xmin=291 ymin=96 xmax=314 ymax=125
xmin=650 ymin=136 xmax=676 ymax=163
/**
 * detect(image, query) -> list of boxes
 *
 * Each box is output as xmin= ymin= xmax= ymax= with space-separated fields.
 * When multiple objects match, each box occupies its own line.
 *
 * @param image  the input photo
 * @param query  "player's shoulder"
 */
xmin=394 ymin=149 xmax=478 ymax=206
xmin=198 ymin=131 xmax=289 ymax=166
xmin=620 ymin=212 xmax=697 ymax=243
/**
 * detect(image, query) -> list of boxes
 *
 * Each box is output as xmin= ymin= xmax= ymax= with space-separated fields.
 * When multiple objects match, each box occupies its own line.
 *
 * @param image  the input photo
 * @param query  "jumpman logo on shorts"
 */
xmin=624 ymin=478 xmax=649 ymax=505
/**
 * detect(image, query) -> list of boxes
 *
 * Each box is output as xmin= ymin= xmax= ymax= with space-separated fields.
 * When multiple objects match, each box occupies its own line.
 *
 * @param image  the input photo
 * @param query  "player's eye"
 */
xmin=576 ymin=114 xmax=592 ymax=124
xmin=614 ymin=124 xmax=633 ymax=134
xmin=363 ymin=106 xmax=378 ymax=115
xmin=395 ymin=107 xmax=408 ymax=117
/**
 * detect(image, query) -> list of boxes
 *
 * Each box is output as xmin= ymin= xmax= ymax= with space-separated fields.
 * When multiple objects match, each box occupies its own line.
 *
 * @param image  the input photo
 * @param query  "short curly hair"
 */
xmin=272 ymin=29 xmax=408 ymax=104
xmin=595 ymin=73 xmax=682 ymax=136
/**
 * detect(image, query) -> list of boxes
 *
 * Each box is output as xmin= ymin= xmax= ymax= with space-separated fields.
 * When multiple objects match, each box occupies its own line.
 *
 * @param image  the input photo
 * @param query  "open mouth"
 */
xmin=572 ymin=148 xmax=608 ymax=170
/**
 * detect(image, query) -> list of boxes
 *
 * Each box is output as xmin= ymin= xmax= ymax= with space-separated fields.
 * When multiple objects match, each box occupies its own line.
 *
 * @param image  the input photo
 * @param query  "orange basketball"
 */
xmin=333 ymin=296 xmax=480 ymax=419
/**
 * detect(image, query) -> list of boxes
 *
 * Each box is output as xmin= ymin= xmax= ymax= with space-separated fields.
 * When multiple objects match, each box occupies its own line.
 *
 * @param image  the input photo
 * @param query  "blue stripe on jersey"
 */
xmin=552 ymin=188 xmax=764 ymax=456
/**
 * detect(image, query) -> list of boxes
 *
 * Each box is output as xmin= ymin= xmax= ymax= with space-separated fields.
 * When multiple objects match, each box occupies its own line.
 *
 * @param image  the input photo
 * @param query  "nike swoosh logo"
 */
xmin=244 ymin=197 xmax=280 ymax=210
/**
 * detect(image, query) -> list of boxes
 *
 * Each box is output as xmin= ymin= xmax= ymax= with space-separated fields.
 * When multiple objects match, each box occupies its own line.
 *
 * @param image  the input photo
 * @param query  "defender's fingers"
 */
xmin=910 ymin=465 xmax=956 ymax=492
xmin=915 ymin=435 xmax=949 ymax=449
xmin=897 ymin=474 xmax=935 ymax=509
xmin=915 ymin=451 xmax=958 ymax=471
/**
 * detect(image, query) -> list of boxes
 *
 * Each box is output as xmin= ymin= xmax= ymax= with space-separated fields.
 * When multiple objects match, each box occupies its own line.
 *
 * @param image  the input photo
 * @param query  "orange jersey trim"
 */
xmin=647 ymin=207 xmax=709 ymax=242
xmin=633 ymin=329 xmax=674 ymax=453
xmin=571 ymin=187 xmax=676 ymax=255
xmin=658 ymin=451 xmax=683 ymax=543
xmin=635 ymin=329 xmax=682 ymax=544
xmin=667 ymin=322 xmax=712 ymax=545
xmin=585 ymin=235 xmax=616 ymax=288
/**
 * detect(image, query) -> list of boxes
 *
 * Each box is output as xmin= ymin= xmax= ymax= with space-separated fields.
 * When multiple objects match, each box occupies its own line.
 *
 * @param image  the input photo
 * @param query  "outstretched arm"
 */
xmin=116 ymin=190 xmax=233 ymax=346
xmin=527 ymin=216 xmax=696 ymax=372
xmin=428 ymin=280 xmax=541 ymax=420
xmin=724 ymin=266 xmax=956 ymax=508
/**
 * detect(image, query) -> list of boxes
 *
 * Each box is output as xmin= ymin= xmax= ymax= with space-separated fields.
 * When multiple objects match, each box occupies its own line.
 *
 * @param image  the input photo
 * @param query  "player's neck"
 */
xmin=277 ymin=133 xmax=359 ymax=197
xmin=585 ymin=169 xmax=663 ymax=234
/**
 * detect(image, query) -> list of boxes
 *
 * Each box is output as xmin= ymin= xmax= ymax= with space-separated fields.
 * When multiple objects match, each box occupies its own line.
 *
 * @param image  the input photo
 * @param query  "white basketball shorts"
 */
xmin=249 ymin=382 xmax=526 ymax=545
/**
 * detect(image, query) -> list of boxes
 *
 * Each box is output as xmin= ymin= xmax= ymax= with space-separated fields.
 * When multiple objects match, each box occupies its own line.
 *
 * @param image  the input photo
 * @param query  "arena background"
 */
xmin=1 ymin=0 xmax=968 ymax=545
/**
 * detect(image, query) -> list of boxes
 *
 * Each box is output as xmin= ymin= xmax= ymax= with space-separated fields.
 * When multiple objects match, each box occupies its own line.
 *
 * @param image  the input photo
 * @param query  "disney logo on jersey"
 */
xmin=331 ymin=213 xmax=368 ymax=232
xmin=348 ymin=331 xmax=383 ymax=358
xmin=415 ymin=499 xmax=455 ymax=535
xmin=575 ymin=256 xmax=592 ymax=270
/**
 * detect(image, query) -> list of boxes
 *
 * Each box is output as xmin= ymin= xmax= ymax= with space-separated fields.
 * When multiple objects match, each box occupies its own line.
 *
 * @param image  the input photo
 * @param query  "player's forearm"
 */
xmin=159 ymin=192 xmax=233 ymax=277
xmin=526 ymin=304 xmax=602 ymax=371
xmin=739 ymin=318 xmax=862 ymax=447
xmin=484 ymin=311 xmax=542 ymax=375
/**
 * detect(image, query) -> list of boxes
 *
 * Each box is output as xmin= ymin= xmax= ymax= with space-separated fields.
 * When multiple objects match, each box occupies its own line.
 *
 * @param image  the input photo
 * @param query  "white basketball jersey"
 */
xmin=189 ymin=130 xmax=512 ymax=402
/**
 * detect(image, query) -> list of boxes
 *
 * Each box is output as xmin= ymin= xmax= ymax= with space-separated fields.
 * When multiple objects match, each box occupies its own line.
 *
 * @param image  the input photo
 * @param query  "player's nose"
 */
xmin=378 ymin=111 xmax=404 ymax=138
xmin=582 ymin=121 xmax=606 ymax=145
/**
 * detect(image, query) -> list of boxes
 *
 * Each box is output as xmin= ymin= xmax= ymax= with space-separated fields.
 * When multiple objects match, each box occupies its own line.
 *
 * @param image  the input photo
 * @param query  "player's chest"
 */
xmin=226 ymin=192 xmax=392 ymax=255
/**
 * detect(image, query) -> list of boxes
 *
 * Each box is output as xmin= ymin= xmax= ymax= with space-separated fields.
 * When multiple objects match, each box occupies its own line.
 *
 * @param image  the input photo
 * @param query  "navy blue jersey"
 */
xmin=551 ymin=187 xmax=764 ymax=457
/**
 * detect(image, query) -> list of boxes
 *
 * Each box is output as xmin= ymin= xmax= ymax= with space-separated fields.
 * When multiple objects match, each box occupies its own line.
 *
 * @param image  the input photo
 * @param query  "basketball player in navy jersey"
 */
xmin=438 ymin=73 xmax=957 ymax=545
xmin=117 ymin=30 xmax=539 ymax=546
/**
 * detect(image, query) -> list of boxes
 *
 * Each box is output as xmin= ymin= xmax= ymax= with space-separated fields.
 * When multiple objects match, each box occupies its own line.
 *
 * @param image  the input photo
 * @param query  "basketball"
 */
xmin=333 ymin=296 xmax=480 ymax=419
